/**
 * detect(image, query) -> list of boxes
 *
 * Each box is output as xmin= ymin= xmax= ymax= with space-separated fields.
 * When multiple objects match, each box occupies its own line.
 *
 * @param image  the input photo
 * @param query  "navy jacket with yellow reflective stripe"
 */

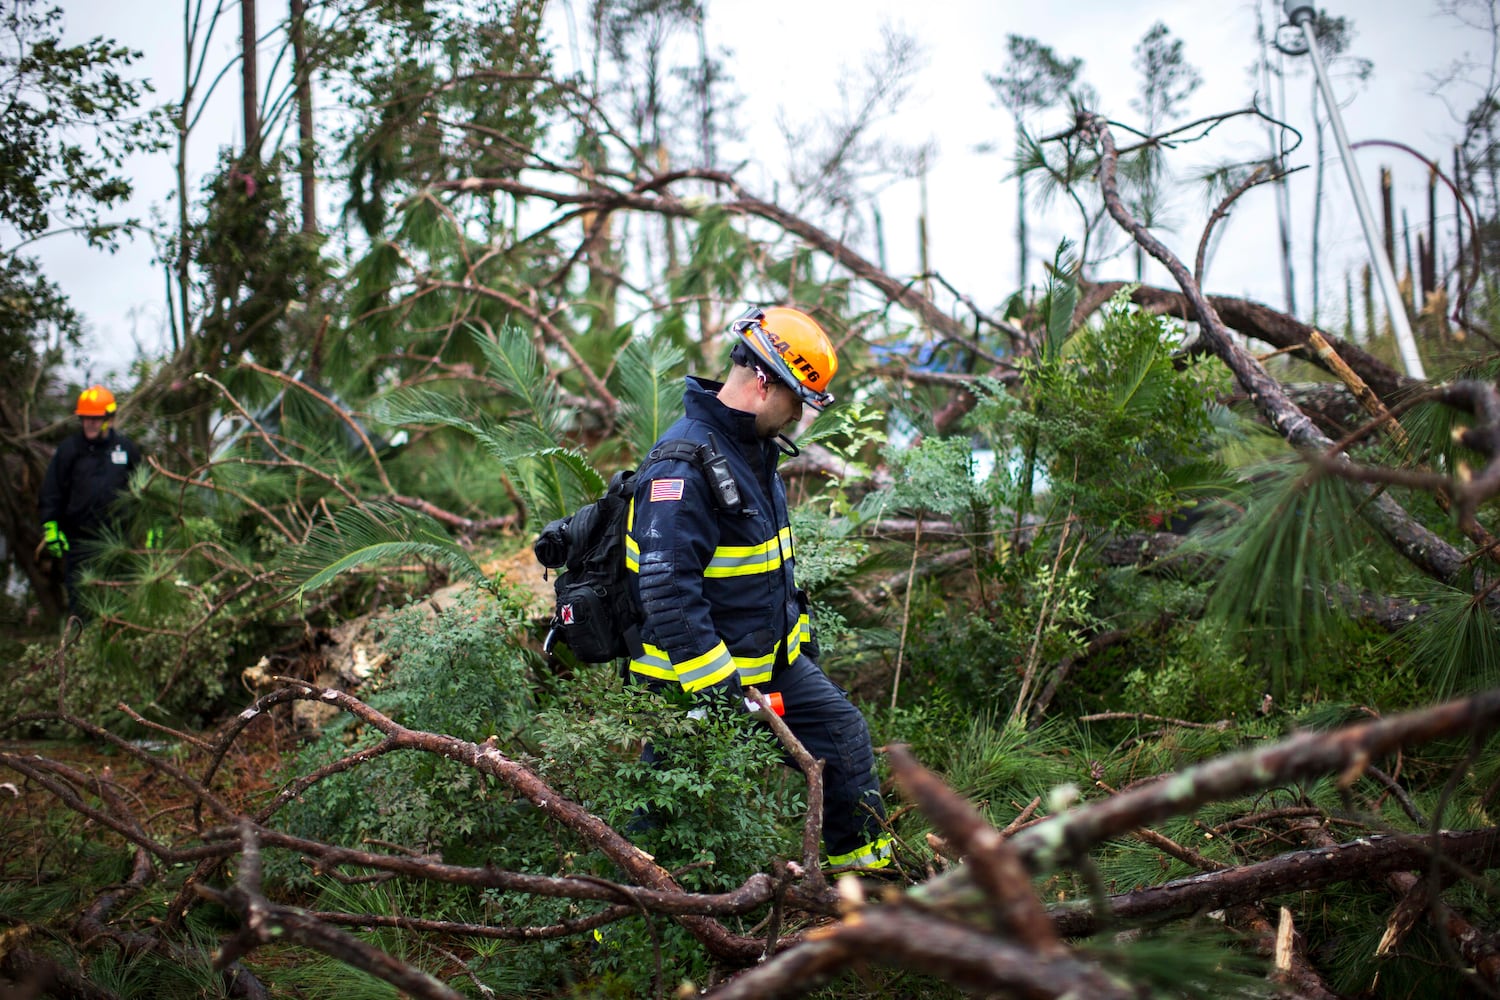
xmin=626 ymin=377 xmax=808 ymax=694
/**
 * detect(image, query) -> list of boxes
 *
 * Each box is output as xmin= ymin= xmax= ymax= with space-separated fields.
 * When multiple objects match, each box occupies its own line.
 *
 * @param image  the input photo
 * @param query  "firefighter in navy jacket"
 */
xmin=627 ymin=306 xmax=893 ymax=871
xmin=39 ymin=385 xmax=143 ymax=615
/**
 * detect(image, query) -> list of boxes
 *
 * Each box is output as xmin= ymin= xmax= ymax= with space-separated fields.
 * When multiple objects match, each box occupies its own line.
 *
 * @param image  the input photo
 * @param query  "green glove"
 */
xmin=43 ymin=520 xmax=68 ymax=558
xmin=145 ymin=525 xmax=163 ymax=549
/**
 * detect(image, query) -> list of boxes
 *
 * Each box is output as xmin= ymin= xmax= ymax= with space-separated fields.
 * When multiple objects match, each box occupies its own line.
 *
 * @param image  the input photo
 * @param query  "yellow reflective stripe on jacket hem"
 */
xmin=733 ymin=614 xmax=809 ymax=686
xmin=826 ymin=834 xmax=894 ymax=868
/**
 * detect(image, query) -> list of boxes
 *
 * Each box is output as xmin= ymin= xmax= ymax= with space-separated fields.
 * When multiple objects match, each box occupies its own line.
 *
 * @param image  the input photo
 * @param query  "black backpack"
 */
xmin=534 ymin=436 xmax=744 ymax=663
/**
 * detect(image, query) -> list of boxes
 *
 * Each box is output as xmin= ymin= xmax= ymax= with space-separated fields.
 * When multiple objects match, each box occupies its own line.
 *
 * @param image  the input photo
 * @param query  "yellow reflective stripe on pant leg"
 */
xmin=826 ymin=835 xmax=894 ymax=869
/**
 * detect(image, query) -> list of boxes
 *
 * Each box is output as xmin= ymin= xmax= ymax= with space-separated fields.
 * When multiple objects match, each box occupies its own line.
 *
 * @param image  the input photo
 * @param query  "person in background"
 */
xmin=38 ymin=385 xmax=144 ymax=617
xmin=626 ymin=306 xmax=893 ymax=874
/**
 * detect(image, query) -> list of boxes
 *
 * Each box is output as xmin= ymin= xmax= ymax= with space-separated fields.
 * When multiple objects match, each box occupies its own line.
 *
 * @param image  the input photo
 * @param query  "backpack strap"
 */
xmin=644 ymin=436 xmax=745 ymax=515
xmin=645 ymin=438 xmax=703 ymax=465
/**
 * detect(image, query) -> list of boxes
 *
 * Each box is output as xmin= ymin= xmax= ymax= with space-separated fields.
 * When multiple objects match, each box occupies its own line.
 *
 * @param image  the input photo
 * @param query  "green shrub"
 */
xmin=278 ymin=592 xmax=536 ymax=864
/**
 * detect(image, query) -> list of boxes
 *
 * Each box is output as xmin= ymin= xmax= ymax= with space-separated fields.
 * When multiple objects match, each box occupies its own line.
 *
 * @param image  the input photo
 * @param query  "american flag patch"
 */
xmin=649 ymin=478 xmax=685 ymax=502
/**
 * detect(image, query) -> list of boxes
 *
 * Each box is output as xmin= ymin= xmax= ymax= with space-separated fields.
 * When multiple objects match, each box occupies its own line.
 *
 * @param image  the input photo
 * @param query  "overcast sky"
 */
xmin=33 ymin=0 xmax=1487 ymax=380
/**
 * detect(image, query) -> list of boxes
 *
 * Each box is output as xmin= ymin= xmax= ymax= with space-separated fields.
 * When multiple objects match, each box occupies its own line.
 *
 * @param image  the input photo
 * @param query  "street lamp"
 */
xmin=1280 ymin=1 xmax=1426 ymax=379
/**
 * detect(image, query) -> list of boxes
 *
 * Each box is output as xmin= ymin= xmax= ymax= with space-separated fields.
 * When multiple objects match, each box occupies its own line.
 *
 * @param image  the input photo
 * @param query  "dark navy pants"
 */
xmin=768 ymin=655 xmax=886 ymax=859
xmin=635 ymin=654 xmax=886 ymax=861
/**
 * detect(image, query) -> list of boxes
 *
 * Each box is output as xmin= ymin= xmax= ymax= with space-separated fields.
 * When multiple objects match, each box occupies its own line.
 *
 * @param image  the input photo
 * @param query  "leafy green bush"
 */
xmin=279 ymin=592 xmax=536 ymax=862
xmin=4 ymin=590 xmax=252 ymax=731
xmin=272 ymin=589 xmax=814 ymax=995
xmin=533 ymin=684 xmax=806 ymax=883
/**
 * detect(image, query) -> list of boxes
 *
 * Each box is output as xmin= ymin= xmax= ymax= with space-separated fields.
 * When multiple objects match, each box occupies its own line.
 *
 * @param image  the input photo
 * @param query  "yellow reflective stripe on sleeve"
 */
xmin=635 ymin=641 xmax=737 ymax=692
xmin=631 ymin=643 xmax=738 ymax=690
xmin=675 ymin=641 xmax=737 ymax=691
xmin=628 ymin=644 xmax=677 ymax=683
xmin=826 ymin=834 xmax=894 ymax=869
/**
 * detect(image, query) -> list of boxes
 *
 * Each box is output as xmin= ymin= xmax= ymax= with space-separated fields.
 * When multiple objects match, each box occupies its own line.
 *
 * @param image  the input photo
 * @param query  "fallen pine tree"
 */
xmin=3 ymin=663 xmax=1498 ymax=999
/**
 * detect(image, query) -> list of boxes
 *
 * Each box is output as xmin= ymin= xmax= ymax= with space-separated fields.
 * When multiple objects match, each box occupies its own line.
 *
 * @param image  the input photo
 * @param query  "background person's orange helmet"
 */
xmin=75 ymin=385 xmax=117 ymax=417
xmin=731 ymin=306 xmax=838 ymax=411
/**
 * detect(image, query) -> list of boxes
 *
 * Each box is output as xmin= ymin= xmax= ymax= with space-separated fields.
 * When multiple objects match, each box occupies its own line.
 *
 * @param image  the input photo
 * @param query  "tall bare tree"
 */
xmin=1127 ymin=20 xmax=1202 ymax=281
xmin=987 ymin=35 xmax=1083 ymax=292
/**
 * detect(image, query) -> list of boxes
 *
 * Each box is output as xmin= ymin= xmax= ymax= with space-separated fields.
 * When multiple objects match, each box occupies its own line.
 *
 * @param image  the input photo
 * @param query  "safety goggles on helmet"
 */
xmin=729 ymin=307 xmax=836 ymax=412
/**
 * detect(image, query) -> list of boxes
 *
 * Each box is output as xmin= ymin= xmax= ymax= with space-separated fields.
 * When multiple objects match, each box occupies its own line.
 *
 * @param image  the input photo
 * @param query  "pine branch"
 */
xmin=1081 ymin=113 xmax=1475 ymax=589
xmin=700 ymin=907 xmax=1131 ymax=1000
xmin=910 ymin=688 xmax=1500 ymax=913
xmin=888 ymin=745 xmax=1063 ymax=956
xmin=1048 ymin=828 xmax=1500 ymax=936
xmin=199 ymin=823 xmax=463 ymax=1000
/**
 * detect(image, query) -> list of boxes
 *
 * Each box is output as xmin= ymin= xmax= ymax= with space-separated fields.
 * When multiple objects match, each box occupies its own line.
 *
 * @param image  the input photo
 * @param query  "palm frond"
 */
xmin=513 ymin=447 xmax=606 ymax=524
xmin=377 ymin=387 xmax=600 ymax=520
xmin=1107 ymin=340 xmax=1174 ymax=417
xmin=377 ymin=386 xmax=554 ymax=461
xmin=287 ymin=501 xmax=492 ymax=598
xmin=614 ymin=337 xmax=686 ymax=460
xmin=1041 ymin=240 xmax=1079 ymax=359
xmin=468 ymin=323 xmax=571 ymax=436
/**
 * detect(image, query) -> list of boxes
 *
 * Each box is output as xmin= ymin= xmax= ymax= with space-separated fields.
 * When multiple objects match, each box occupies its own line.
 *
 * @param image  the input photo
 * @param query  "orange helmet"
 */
xmin=730 ymin=306 xmax=838 ymax=411
xmin=75 ymin=385 xmax=117 ymax=417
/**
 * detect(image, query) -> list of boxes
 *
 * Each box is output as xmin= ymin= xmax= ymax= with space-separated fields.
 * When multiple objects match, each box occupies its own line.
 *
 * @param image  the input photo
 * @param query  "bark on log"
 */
xmin=1049 ymin=828 xmax=1500 ymax=937
xmin=1079 ymin=280 xmax=1417 ymax=405
xmin=703 ymin=908 xmax=1132 ymax=1000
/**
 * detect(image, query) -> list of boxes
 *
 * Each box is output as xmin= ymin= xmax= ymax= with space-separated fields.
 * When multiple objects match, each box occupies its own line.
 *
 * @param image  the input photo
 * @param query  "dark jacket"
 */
xmin=39 ymin=428 xmax=142 ymax=542
xmin=626 ymin=377 xmax=810 ymax=693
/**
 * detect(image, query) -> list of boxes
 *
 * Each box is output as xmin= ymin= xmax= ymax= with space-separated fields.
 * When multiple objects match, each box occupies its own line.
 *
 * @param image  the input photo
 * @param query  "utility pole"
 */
xmin=1279 ymin=1 xmax=1426 ymax=379
xmin=1258 ymin=0 xmax=1297 ymax=316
